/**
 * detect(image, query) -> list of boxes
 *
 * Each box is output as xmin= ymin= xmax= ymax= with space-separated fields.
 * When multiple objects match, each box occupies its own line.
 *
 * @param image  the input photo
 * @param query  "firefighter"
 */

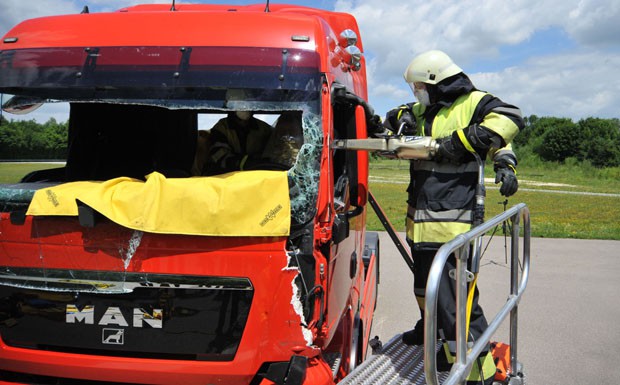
xmin=384 ymin=50 xmax=523 ymax=385
xmin=202 ymin=111 xmax=273 ymax=175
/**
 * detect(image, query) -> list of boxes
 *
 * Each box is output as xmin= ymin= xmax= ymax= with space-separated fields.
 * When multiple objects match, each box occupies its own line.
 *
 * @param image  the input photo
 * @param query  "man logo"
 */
xmin=66 ymin=305 xmax=163 ymax=328
xmin=102 ymin=328 xmax=124 ymax=345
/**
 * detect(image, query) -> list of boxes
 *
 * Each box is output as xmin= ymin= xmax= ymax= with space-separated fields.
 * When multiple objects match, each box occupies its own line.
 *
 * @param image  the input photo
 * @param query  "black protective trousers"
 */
xmin=410 ymin=245 xmax=491 ymax=354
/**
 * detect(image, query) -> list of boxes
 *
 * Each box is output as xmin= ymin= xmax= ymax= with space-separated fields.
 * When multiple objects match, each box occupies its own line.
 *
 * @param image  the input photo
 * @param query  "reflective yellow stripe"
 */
xmin=406 ymin=216 xmax=415 ymax=240
xmin=413 ymin=208 xmax=472 ymax=223
xmin=507 ymin=163 xmax=517 ymax=175
xmin=415 ymin=295 xmax=425 ymax=310
xmin=443 ymin=342 xmax=455 ymax=364
xmin=465 ymin=274 xmax=478 ymax=341
xmin=440 ymin=349 xmax=496 ymax=382
xmin=489 ymin=145 xmax=514 ymax=164
xmin=466 ymin=351 xmax=497 ymax=382
xmin=456 ymin=129 xmax=476 ymax=154
xmin=414 ymin=289 xmax=425 ymax=310
xmin=406 ymin=218 xmax=471 ymax=244
xmin=481 ymin=111 xmax=520 ymax=143
xmin=239 ymin=154 xmax=249 ymax=170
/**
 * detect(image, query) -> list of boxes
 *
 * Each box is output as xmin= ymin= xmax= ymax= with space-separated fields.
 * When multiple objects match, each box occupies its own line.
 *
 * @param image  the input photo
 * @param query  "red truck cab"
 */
xmin=0 ymin=4 xmax=379 ymax=385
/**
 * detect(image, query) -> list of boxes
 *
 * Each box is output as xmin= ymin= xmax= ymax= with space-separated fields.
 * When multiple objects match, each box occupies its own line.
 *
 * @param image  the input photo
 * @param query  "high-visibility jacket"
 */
xmin=406 ymin=90 xmax=523 ymax=250
xmin=204 ymin=116 xmax=273 ymax=175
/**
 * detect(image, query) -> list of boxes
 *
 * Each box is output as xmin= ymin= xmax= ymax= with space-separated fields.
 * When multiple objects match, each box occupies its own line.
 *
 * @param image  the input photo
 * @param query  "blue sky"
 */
xmin=1 ymin=0 xmax=619 ymax=123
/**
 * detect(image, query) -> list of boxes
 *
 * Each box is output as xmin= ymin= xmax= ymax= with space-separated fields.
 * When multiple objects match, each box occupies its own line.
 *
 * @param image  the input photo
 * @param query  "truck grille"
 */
xmin=0 ymin=269 xmax=253 ymax=361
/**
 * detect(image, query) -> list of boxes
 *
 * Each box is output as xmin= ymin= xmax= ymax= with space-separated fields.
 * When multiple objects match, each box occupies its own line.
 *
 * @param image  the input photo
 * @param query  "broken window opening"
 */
xmin=0 ymin=44 xmax=324 ymax=286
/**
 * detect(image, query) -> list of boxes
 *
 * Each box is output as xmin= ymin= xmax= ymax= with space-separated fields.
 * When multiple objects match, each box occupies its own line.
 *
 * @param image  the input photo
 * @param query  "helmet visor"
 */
xmin=408 ymin=82 xmax=416 ymax=95
xmin=408 ymin=82 xmax=425 ymax=94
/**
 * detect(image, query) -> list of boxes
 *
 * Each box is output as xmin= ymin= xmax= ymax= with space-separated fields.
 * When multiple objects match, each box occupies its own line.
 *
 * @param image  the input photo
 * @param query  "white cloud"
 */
xmin=2 ymin=0 xmax=619 ymax=121
xmin=566 ymin=0 xmax=620 ymax=47
xmin=79 ymin=0 xmax=173 ymax=13
xmin=336 ymin=0 xmax=620 ymax=120
xmin=471 ymin=51 xmax=620 ymax=119
xmin=0 ymin=1 xmax=79 ymax=36
xmin=0 ymin=1 xmax=175 ymax=36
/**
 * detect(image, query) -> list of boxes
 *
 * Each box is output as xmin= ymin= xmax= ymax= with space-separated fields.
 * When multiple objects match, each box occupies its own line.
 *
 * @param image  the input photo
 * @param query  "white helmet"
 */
xmin=403 ymin=50 xmax=463 ymax=85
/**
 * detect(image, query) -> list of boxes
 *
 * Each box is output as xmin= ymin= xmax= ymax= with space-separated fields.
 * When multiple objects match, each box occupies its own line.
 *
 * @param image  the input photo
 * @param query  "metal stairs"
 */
xmin=339 ymin=334 xmax=450 ymax=385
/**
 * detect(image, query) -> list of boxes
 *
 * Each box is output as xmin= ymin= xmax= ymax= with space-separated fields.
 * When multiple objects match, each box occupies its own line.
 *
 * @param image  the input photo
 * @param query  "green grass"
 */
xmin=2 ymin=161 xmax=619 ymax=240
xmin=0 ymin=162 xmax=64 ymax=183
xmin=367 ymin=159 xmax=620 ymax=240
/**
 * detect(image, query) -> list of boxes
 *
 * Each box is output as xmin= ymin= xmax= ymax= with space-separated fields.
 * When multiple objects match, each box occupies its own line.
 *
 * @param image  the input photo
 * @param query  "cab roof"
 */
xmin=1 ymin=4 xmax=363 ymax=57
xmin=1 ymin=4 xmax=367 ymax=99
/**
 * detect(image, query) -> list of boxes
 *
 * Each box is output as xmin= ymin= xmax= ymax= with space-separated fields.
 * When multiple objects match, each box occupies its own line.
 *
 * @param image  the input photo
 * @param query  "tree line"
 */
xmin=1 ymin=114 xmax=619 ymax=167
xmin=0 ymin=116 xmax=68 ymax=159
xmin=516 ymin=116 xmax=620 ymax=168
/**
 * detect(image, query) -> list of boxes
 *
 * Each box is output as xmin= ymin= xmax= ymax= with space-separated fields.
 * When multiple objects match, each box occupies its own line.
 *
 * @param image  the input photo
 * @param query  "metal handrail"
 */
xmin=424 ymin=203 xmax=530 ymax=385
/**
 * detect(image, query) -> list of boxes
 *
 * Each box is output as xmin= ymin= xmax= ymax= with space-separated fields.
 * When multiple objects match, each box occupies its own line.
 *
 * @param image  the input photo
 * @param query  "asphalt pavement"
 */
xmin=369 ymin=232 xmax=620 ymax=385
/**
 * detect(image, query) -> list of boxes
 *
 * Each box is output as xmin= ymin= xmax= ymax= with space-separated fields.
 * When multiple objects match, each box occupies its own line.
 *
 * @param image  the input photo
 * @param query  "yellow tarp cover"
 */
xmin=26 ymin=171 xmax=291 ymax=236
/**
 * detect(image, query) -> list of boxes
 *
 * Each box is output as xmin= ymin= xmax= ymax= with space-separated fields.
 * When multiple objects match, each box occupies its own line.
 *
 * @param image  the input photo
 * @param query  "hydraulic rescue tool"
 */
xmin=331 ymin=132 xmax=441 ymax=274
xmin=332 ymin=135 xmax=439 ymax=160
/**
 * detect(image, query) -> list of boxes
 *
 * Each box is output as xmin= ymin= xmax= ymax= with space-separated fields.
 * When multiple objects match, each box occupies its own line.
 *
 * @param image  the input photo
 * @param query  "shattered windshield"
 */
xmin=0 ymin=45 xmax=324 ymax=226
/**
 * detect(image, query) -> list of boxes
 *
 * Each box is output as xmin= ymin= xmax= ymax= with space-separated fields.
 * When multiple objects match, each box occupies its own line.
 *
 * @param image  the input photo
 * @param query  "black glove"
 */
xmin=435 ymin=133 xmax=468 ymax=164
xmin=367 ymin=114 xmax=388 ymax=137
xmin=384 ymin=105 xmax=416 ymax=135
xmin=494 ymin=163 xmax=518 ymax=196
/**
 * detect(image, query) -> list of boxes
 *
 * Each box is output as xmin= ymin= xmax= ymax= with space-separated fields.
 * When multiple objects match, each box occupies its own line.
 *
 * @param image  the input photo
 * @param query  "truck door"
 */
xmin=326 ymin=91 xmax=368 ymax=341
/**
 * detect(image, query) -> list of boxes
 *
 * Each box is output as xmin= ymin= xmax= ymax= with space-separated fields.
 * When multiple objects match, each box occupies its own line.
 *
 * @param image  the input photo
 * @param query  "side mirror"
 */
xmin=2 ymin=95 xmax=44 ymax=115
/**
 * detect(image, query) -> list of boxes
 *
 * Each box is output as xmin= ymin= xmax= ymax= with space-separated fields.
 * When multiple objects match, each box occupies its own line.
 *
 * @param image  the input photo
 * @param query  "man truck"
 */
xmin=0 ymin=3 xmax=380 ymax=384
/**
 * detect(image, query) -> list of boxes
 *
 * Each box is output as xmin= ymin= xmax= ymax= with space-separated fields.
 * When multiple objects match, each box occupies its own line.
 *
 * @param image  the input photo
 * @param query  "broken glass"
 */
xmin=0 ymin=44 xmax=325 ymax=294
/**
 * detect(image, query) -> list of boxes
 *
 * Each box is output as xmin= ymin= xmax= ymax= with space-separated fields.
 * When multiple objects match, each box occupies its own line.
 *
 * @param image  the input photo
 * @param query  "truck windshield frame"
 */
xmin=0 ymin=45 xmax=324 ymax=226
xmin=0 ymin=46 xmax=321 ymax=101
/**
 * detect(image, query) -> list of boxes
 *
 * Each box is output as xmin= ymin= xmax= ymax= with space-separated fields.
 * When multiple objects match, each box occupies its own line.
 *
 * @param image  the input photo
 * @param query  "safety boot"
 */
xmin=401 ymin=318 xmax=424 ymax=345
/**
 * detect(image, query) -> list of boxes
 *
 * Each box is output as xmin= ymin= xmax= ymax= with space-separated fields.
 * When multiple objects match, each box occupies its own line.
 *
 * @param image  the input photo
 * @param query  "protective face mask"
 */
xmin=235 ymin=111 xmax=252 ymax=121
xmin=414 ymin=88 xmax=431 ymax=107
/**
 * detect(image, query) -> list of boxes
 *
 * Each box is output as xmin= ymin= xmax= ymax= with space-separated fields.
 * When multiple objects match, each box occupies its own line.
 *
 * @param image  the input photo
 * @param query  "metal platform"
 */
xmin=340 ymin=334 xmax=450 ymax=385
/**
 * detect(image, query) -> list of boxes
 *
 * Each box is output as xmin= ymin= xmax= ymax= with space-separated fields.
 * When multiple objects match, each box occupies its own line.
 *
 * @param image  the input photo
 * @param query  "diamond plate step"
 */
xmin=339 ymin=334 xmax=450 ymax=385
